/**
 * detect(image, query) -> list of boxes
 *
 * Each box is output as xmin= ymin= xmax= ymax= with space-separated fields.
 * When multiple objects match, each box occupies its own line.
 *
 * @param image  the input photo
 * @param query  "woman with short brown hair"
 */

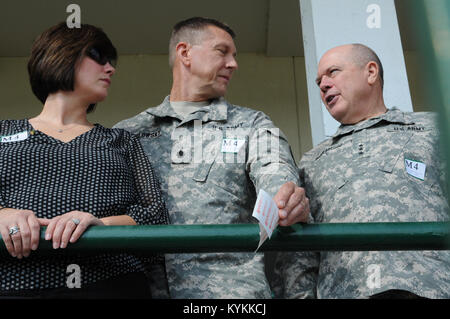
xmin=0 ymin=22 xmax=168 ymax=298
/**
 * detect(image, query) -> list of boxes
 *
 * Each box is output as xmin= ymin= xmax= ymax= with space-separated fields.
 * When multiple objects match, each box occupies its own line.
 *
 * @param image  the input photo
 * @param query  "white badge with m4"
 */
xmin=221 ymin=138 xmax=245 ymax=153
xmin=404 ymin=158 xmax=426 ymax=180
xmin=1 ymin=131 xmax=29 ymax=143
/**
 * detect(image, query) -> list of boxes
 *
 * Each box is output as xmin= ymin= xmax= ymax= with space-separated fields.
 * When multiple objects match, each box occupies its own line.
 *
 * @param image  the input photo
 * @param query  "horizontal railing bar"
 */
xmin=1 ymin=222 xmax=449 ymax=256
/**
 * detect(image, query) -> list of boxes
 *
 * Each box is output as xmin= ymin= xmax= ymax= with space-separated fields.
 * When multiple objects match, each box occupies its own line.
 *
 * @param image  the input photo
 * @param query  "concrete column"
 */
xmin=299 ymin=0 xmax=413 ymax=146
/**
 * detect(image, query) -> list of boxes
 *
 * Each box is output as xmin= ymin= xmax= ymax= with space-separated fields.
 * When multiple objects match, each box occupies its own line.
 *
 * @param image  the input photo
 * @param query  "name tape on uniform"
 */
xmin=252 ymin=189 xmax=279 ymax=251
xmin=1 ymin=131 xmax=29 ymax=143
xmin=404 ymin=158 xmax=426 ymax=180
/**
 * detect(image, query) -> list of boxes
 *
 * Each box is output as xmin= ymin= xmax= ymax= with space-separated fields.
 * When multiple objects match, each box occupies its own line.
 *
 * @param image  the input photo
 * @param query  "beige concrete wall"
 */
xmin=0 ymin=51 xmax=430 ymax=162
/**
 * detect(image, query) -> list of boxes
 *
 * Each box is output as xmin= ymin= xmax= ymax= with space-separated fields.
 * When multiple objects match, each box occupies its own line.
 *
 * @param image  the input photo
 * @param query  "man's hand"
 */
xmin=273 ymin=182 xmax=310 ymax=226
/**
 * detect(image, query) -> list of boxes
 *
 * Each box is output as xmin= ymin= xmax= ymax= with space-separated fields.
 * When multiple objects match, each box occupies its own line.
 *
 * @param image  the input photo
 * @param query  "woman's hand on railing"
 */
xmin=0 ymin=208 xmax=40 ymax=259
xmin=39 ymin=211 xmax=104 ymax=249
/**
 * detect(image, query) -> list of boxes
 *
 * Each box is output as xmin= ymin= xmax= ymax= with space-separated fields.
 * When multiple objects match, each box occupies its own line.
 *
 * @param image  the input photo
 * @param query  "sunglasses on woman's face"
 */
xmin=86 ymin=47 xmax=116 ymax=67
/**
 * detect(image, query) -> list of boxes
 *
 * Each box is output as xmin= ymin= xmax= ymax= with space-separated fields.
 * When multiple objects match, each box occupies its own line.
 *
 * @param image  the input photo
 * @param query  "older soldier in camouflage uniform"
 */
xmin=114 ymin=17 xmax=310 ymax=298
xmin=274 ymin=44 xmax=450 ymax=299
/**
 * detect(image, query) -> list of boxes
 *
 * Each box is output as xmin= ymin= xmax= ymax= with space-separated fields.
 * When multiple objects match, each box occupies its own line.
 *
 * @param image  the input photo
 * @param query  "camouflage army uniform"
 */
xmin=274 ymin=108 xmax=450 ymax=299
xmin=115 ymin=96 xmax=299 ymax=298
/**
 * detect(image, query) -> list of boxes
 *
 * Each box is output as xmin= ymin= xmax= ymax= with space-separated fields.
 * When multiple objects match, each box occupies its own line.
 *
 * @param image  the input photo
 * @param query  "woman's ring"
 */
xmin=71 ymin=218 xmax=80 ymax=225
xmin=9 ymin=226 xmax=20 ymax=236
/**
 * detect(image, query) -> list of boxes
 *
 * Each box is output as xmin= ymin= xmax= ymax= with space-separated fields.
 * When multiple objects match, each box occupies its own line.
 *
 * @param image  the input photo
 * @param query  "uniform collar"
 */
xmin=145 ymin=95 xmax=228 ymax=123
xmin=332 ymin=107 xmax=414 ymax=139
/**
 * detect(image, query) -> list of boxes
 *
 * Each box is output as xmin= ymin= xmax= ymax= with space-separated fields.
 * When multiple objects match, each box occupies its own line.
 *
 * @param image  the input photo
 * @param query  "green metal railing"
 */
xmin=1 ymin=222 xmax=448 ymax=256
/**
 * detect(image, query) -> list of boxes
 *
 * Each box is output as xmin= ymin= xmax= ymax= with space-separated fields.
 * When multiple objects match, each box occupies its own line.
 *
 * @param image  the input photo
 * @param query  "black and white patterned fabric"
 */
xmin=0 ymin=119 xmax=169 ymax=292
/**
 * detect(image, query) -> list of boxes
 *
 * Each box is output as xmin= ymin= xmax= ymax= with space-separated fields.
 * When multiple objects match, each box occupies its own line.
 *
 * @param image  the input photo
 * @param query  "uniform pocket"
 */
xmin=313 ymin=175 xmax=350 ymax=223
xmin=192 ymin=161 xmax=215 ymax=182
xmin=401 ymin=153 xmax=438 ymax=198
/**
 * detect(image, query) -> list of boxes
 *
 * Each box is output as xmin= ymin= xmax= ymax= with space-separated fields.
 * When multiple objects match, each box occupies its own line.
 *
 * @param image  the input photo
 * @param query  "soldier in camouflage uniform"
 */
xmin=274 ymin=44 xmax=450 ymax=298
xmin=114 ymin=17 xmax=310 ymax=298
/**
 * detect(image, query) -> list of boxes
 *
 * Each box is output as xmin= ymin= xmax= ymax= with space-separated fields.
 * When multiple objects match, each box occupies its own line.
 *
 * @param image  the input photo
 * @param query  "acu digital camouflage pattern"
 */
xmin=115 ymin=96 xmax=299 ymax=298
xmin=274 ymin=108 xmax=450 ymax=299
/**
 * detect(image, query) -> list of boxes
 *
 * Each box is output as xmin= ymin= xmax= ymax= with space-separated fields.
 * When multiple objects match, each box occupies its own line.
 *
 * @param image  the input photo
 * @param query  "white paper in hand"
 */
xmin=252 ymin=189 xmax=279 ymax=251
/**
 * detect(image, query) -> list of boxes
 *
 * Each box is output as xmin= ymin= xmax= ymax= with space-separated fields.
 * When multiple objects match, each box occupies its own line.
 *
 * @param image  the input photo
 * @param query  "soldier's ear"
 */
xmin=366 ymin=61 xmax=379 ymax=86
xmin=176 ymin=42 xmax=191 ymax=67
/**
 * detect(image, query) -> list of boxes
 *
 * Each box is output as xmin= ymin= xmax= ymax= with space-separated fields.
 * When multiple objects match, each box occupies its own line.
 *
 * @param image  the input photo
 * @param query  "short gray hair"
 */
xmin=168 ymin=17 xmax=235 ymax=69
